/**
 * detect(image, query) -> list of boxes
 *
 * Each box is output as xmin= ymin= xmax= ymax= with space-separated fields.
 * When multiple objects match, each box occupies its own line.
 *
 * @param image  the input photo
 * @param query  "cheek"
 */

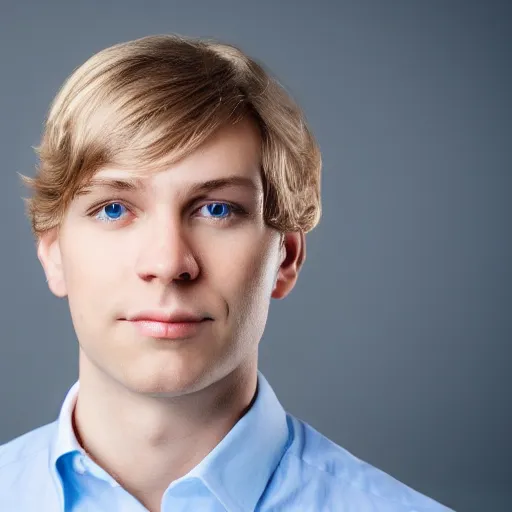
xmin=62 ymin=232 xmax=122 ymax=297
xmin=210 ymin=231 xmax=278 ymax=304
xmin=61 ymin=233 xmax=128 ymax=342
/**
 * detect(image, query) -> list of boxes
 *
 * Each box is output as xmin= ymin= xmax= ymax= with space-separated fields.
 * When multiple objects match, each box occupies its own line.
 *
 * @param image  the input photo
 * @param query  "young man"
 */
xmin=0 ymin=35 xmax=453 ymax=511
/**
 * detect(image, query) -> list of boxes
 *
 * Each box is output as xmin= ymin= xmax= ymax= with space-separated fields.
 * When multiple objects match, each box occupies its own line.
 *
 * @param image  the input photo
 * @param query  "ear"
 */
xmin=271 ymin=231 xmax=306 ymax=300
xmin=37 ymin=228 xmax=68 ymax=298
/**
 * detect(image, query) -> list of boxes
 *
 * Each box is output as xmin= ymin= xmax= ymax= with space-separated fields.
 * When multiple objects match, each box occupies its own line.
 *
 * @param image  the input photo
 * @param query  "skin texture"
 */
xmin=37 ymin=117 xmax=305 ymax=511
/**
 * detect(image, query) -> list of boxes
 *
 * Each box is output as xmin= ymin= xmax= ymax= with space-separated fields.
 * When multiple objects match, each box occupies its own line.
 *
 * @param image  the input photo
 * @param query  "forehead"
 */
xmin=86 ymin=117 xmax=264 ymax=193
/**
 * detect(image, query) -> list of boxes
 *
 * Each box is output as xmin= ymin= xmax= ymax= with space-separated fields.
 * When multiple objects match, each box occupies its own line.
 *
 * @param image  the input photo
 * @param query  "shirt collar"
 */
xmin=187 ymin=371 xmax=291 ymax=511
xmin=49 ymin=371 xmax=290 ymax=512
xmin=49 ymin=380 xmax=82 ymax=467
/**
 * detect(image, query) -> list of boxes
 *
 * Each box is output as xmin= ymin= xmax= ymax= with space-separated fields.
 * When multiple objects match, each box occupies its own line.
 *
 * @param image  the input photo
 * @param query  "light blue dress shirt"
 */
xmin=0 ymin=372 xmax=453 ymax=511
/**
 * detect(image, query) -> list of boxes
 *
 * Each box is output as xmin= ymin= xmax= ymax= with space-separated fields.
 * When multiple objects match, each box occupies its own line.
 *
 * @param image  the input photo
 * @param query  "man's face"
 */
xmin=38 ymin=118 xmax=303 ymax=397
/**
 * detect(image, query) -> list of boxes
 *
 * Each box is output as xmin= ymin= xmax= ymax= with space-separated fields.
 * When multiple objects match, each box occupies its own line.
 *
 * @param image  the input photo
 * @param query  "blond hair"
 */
xmin=21 ymin=34 xmax=322 ymax=238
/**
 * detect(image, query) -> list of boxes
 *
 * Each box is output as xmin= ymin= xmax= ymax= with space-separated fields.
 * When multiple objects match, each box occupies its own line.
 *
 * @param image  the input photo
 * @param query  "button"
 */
xmin=72 ymin=455 xmax=87 ymax=475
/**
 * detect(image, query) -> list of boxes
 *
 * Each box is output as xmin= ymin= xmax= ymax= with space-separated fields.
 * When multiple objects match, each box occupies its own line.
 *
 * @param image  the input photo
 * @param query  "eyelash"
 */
xmin=87 ymin=200 xmax=247 ymax=225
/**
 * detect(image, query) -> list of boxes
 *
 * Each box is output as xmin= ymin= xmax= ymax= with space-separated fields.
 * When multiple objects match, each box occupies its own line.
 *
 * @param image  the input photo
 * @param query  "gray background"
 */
xmin=1 ymin=1 xmax=510 ymax=511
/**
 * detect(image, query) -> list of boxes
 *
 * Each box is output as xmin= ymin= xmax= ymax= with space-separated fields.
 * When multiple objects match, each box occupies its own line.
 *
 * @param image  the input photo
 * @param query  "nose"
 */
xmin=134 ymin=214 xmax=200 ymax=285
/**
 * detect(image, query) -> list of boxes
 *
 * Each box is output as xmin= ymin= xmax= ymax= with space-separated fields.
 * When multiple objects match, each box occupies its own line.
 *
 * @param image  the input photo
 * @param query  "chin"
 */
xmin=116 ymin=362 xmax=218 ymax=398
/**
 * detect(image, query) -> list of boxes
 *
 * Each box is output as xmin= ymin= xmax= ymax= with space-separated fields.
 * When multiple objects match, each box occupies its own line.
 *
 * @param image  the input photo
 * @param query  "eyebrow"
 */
xmin=75 ymin=175 xmax=261 ymax=197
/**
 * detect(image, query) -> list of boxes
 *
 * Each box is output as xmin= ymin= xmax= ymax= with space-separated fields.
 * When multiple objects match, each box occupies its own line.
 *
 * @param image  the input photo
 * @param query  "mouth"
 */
xmin=127 ymin=318 xmax=211 ymax=340
xmin=121 ymin=310 xmax=213 ymax=340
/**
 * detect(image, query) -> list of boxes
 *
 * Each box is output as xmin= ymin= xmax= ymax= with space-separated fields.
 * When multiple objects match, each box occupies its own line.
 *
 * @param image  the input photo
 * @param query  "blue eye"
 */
xmin=200 ymin=203 xmax=232 ymax=219
xmin=96 ymin=203 xmax=127 ymax=222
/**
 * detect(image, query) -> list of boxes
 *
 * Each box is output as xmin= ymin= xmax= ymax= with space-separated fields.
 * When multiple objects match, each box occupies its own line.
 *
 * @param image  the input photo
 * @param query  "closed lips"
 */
xmin=126 ymin=310 xmax=211 ymax=323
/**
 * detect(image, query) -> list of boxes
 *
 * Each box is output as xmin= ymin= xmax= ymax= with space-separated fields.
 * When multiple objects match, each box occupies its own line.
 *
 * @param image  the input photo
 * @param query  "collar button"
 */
xmin=72 ymin=455 xmax=87 ymax=475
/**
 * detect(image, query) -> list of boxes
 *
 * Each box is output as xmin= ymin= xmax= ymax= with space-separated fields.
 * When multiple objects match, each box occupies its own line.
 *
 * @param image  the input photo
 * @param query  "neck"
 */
xmin=73 ymin=350 xmax=259 ymax=509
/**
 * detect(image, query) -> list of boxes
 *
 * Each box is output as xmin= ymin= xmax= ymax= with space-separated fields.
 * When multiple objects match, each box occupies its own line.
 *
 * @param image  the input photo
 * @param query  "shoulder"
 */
xmin=0 ymin=421 xmax=62 ymax=510
xmin=267 ymin=414 xmax=454 ymax=511
xmin=0 ymin=421 xmax=56 ymax=474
